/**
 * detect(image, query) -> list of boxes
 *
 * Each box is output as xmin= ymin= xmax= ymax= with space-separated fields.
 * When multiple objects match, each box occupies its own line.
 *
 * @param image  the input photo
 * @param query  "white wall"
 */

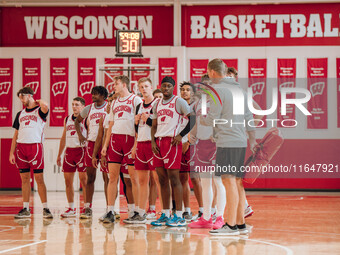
xmin=0 ymin=45 xmax=339 ymax=140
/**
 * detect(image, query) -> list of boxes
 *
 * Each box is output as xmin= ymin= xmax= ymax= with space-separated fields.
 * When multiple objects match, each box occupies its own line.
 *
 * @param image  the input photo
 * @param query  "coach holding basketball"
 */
xmin=200 ymin=58 xmax=256 ymax=236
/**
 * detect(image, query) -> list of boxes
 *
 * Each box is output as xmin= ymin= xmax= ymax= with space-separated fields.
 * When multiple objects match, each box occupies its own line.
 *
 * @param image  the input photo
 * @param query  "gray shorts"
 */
xmin=215 ymin=147 xmax=246 ymax=178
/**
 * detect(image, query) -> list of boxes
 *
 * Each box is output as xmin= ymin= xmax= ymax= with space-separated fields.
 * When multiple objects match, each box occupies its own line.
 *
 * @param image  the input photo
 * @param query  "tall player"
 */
xmin=57 ymin=97 xmax=88 ymax=217
xmin=150 ymin=76 xmax=195 ymax=227
xmin=9 ymin=87 xmax=53 ymax=219
xmin=125 ymin=77 xmax=159 ymax=224
xmin=101 ymin=75 xmax=142 ymax=223
xmin=75 ymin=86 xmax=108 ymax=219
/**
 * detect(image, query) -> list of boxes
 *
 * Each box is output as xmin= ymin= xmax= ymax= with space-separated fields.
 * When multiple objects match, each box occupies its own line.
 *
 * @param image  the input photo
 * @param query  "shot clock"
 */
xmin=115 ymin=30 xmax=143 ymax=57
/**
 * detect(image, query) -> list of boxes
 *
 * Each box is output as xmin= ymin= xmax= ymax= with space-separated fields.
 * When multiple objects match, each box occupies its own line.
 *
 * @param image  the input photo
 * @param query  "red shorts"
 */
xmin=135 ymin=141 xmax=155 ymax=171
xmin=180 ymin=145 xmax=197 ymax=173
xmin=107 ymin=134 xmax=135 ymax=165
xmin=194 ymin=139 xmax=216 ymax=172
xmin=153 ymin=137 xmax=182 ymax=170
xmin=16 ymin=143 xmax=44 ymax=171
xmin=85 ymin=141 xmax=107 ymax=172
xmin=62 ymin=147 xmax=86 ymax=173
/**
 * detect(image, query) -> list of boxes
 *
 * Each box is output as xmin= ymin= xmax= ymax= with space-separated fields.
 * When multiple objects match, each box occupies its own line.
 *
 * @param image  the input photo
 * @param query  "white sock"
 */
xmin=42 ymin=202 xmax=47 ymax=209
xmin=108 ymin=206 xmax=115 ymax=213
xmin=128 ymin=204 xmax=135 ymax=217
xmin=185 ymin=207 xmax=191 ymax=214
xmin=23 ymin=202 xmax=29 ymax=209
xmin=176 ymin=211 xmax=183 ymax=218
xmin=201 ymin=175 xmax=213 ymax=221
xmin=213 ymin=176 xmax=226 ymax=217
xmin=211 ymin=207 xmax=216 ymax=215
xmin=163 ymin=209 xmax=170 ymax=218
xmin=68 ymin=203 xmax=74 ymax=209
xmin=150 ymin=205 xmax=156 ymax=211
xmin=85 ymin=203 xmax=90 ymax=208
xmin=199 ymin=207 xmax=204 ymax=213
xmin=135 ymin=206 xmax=139 ymax=213
xmin=245 ymin=198 xmax=249 ymax=208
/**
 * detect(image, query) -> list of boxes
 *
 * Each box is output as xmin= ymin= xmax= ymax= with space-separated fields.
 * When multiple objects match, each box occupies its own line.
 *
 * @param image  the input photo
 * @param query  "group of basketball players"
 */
xmin=10 ymin=58 xmax=258 ymax=236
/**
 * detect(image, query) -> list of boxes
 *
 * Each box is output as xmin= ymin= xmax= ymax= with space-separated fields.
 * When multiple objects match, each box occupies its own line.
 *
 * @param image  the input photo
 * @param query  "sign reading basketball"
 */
xmin=116 ymin=30 xmax=142 ymax=57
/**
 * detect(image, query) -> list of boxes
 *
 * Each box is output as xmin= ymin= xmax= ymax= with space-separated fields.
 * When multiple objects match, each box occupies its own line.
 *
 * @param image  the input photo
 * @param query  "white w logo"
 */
xmin=24 ymin=81 xmax=39 ymax=94
xmin=310 ymin=82 xmax=325 ymax=97
xmin=0 ymin=82 xmax=11 ymax=96
xmin=52 ymin=81 xmax=66 ymax=96
xmin=79 ymin=81 xmax=94 ymax=96
xmin=250 ymin=82 xmax=265 ymax=96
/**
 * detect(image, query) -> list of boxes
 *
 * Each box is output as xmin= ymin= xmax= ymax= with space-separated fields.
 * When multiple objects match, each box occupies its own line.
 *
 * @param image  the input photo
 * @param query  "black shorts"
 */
xmin=215 ymin=147 xmax=246 ymax=178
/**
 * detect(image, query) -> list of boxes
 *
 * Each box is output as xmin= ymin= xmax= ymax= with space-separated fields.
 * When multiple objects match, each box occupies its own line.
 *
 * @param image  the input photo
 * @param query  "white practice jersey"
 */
xmin=194 ymin=98 xmax=213 ymax=140
xmin=154 ymin=96 xmax=183 ymax=138
xmin=110 ymin=94 xmax=142 ymax=136
xmin=65 ymin=115 xmax=87 ymax=148
xmin=87 ymin=102 xmax=107 ymax=142
xmin=17 ymin=107 xmax=46 ymax=144
xmin=137 ymin=99 xmax=158 ymax=142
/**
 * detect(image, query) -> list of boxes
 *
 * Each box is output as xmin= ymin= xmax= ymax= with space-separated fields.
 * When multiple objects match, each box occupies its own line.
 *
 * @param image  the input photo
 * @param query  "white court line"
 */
xmin=0 ymin=240 xmax=47 ymax=254
xmin=0 ymin=226 xmax=16 ymax=233
xmin=254 ymin=227 xmax=340 ymax=237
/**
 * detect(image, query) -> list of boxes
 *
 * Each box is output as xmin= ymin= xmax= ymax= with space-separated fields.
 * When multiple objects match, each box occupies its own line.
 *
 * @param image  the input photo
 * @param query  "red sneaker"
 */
xmin=188 ymin=216 xmax=213 ymax=229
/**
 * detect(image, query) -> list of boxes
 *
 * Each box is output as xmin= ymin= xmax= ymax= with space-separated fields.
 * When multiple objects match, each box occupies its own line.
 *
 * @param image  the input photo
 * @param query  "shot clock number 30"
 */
xmin=116 ymin=30 xmax=143 ymax=57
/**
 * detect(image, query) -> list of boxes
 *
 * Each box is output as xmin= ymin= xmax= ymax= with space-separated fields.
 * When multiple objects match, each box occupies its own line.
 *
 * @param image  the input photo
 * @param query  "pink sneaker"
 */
xmin=212 ymin=216 xmax=224 ymax=230
xmin=188 ymin=216 xmax=213 ymax=228
xmin=244 ymin=206 xmax=254 ymax=218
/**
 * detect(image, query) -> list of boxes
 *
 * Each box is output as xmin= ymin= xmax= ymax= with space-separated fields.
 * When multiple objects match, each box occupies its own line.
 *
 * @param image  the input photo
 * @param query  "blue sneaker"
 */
xmin=151 ymin=213 xmax=170 ymax=226
xmin=166 ymin=214 xmax=187 ymax=227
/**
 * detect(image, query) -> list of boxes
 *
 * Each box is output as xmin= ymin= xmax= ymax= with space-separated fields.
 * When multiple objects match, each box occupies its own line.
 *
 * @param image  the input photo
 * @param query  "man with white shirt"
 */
xmin=101 ymin=75 xmax=142 ymax=223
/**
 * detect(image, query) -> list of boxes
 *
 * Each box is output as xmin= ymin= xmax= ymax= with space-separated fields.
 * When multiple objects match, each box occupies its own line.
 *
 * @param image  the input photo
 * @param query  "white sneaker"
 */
xmin=244 ymin=206 xmax=254 ymax=218
xmin=99 ymin=211 xmax=108 ymax=222
xmin=61 ymin=208 xmax=76 ymax=218
xmin=146 ymin=210 xmax=157 ymax=220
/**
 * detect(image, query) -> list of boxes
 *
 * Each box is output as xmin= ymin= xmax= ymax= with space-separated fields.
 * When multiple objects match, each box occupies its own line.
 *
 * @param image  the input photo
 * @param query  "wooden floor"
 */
xmin=0 ymin=191 xmax=339 ymax=255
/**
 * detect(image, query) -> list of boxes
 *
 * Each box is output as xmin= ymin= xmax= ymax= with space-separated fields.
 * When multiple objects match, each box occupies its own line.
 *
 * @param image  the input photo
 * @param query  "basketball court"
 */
xmin=0 ymin=191 xmax=339 ymax=254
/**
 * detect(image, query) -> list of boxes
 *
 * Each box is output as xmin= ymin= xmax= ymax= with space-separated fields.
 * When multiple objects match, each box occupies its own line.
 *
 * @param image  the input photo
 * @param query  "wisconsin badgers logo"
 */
xmin=25 ymin=121 xmax=30 ymax=125
xmin=96 ymin=119 xmax=100 ymax=124
xmin=118 ymin=112 xmax=123 ymax=118
xmin=310 ymin=82 xmax=325 ymax=97
xmin=24 ymin=81 xmax=39 ymax=94
xmin=70 ymin=131 xmax=76 ymax=136
xmin=106 ymin=82 xmax=115 ymax=93
xmin=161 ymin=116 xmax=166 ymax=122
xmin=52 ymin=81 xmax=67 ymax=96
xmin=0 ymin=82 xmax=11 ymax=96
xmin=250 ymin=82 xmax=265 ymax=96
xmin=79 ymin=81 xmax=94 ymax=96
xmin=169 ymin=103 xmax=175 ymax=108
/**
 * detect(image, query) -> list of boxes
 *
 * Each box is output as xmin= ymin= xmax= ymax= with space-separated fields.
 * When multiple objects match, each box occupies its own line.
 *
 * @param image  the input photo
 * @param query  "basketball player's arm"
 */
xmin=56 ymin=118 xmax=67 ymax=167
xmin=248 ymin=130 xmax=257 ymax=153
xmin=100 ymin=128 xmax=108 ymax=168
xmin=9 ymin=130 xmax=18 ymax=164
xmin=101 ymin=120 xmax=113 ymax=157
xmin=75 ymin=110 xmax=87 ymax=145
xmin=35 ymin=99 xmax=49 ymax=114
xmin=151 ymin=118 xmax=160 ymax=154
xmin=172 ymin=113 xmax=196 ymax=145
xmin=92 ymin=117 xmax=104 ymax=168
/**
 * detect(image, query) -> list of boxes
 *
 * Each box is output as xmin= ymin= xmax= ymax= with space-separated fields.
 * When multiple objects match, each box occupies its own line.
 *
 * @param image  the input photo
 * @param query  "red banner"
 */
xmin=104 ymin=58 xmax=124 ymax=94
xmin=131 ymin=58 xmax=150 ymax=94
xmin=337 ymin=58 xmax=340 ymax=128
xmin=1 ymin=6 xmax=173 ymax=47
xmin=190 ymin=59 xmax=209 ymax=84
xmin=277 ymin=59 xmax=296 ymax=127
xmin=158 ymin=58 xmax=177 ymax=94
xmin=50 ymin=58 xmax=68 ymax=127
xmin=78 ymin=58 xmax=96 ymax=105
xmin=248 ymin=59 xmax=267 ymax=127
xmin=182 ymin=3 xmax=340 ymax=47
xmin=307 ymin=58 xmax=328 ymax=129
xmin=222 ymin=59 xmax=238 ymax=71
xmin=0 ymin=59 xmax=13 ymax=126
xmin=22 ymin=59 xmax=41 ymax=99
